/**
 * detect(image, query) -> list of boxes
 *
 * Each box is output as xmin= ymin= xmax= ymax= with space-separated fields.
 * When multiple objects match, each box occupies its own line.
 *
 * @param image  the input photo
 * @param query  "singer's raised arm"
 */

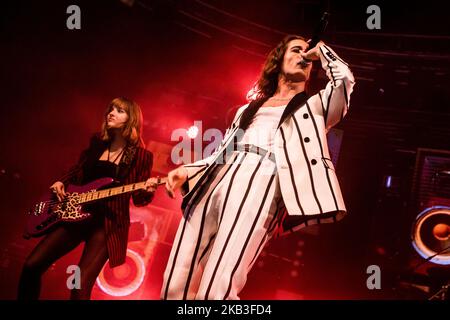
xmin=313 ymin=44 xmax=355 ymax=131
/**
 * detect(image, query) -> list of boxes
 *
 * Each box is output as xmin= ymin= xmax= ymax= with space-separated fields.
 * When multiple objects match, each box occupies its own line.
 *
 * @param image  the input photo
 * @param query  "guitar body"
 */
xmin=24 ymin=178 xmax=114 ymax=238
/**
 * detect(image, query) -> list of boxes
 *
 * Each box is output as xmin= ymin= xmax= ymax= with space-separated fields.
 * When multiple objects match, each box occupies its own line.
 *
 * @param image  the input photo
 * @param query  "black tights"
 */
xmin=17 ymin=216 xmax=109 ymax=300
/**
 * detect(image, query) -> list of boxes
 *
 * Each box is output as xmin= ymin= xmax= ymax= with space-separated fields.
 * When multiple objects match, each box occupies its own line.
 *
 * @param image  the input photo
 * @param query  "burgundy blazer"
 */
xmin=60 ymin=134 xmax=153 ymax=267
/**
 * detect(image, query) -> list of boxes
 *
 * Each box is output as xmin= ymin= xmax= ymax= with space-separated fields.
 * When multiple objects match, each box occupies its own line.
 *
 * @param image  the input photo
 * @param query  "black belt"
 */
xmin=234 ymin=143 xmax=276 ymax=162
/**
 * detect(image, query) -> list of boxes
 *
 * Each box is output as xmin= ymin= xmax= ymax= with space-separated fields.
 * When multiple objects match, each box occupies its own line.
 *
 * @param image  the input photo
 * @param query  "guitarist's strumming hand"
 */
xmin=50 ymin=181 xmax=66 ymax=202
xmin=165 ymin=166 xmax=188 ymax=199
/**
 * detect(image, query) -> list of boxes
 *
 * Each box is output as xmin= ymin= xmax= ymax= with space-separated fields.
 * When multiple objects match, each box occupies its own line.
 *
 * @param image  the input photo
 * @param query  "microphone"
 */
xmin=299 ymin=12 xmax=330 ymax=67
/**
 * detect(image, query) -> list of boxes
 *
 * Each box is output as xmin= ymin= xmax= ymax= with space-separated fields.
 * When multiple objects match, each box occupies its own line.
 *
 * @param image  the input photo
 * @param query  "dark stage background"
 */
xmin=1 ymin=0 xmax=449 ymax=300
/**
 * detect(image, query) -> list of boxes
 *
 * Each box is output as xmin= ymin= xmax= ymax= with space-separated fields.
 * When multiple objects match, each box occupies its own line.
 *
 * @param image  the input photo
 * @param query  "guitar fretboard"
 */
xmin=77 ymin=177 xmax=167 ymax=204
xmin=78 ymin=181 xmax=149 ymax=204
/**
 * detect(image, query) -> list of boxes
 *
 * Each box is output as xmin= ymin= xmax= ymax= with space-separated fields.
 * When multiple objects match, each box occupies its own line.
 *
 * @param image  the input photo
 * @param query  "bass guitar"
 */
xmin=24 ymin=176 xmax=166 ymax=238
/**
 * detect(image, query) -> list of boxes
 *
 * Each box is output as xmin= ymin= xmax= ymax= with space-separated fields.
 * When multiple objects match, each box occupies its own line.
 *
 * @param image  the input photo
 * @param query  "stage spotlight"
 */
xmin=187 ymin=125 xmax=199 ymax=139
xmin=96 ymin=249 xmax=146 ymax=297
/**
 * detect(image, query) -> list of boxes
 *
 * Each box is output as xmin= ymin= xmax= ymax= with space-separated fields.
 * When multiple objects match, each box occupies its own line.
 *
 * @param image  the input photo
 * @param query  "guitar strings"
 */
xmin=41 ymin=178 xmax=166 ymax=208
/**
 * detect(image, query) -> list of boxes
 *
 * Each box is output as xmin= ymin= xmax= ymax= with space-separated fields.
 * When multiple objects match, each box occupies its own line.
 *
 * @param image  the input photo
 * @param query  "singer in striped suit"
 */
xmin=18 ymin=97 xmax=158 ymax=300
xmin=162 ymin=35 xmax=355 ymax=300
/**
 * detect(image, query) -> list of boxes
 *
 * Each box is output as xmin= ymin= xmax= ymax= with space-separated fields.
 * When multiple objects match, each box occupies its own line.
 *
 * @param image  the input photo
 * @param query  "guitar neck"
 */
xmin=78 ymin=178 xmax=166 ymax=204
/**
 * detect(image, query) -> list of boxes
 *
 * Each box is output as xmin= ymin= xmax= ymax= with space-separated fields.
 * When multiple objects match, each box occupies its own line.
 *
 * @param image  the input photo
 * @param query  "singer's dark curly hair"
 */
xmin=251 ymin=35 xmax=308 ymax=100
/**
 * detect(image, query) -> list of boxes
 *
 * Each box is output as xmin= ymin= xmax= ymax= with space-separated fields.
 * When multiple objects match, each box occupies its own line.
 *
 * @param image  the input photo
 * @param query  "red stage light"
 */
xmin=96 ymin=249 xmax=146 ymax=297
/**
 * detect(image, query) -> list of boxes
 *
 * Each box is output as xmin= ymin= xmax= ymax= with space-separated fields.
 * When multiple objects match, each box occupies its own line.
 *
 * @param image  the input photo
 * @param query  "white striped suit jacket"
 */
xmin=182 ymin=44 xmax=355 ymax=232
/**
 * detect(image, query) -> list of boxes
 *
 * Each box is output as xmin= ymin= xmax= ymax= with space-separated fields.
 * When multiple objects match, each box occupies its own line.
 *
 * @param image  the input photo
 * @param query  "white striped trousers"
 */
xmin=161 ymin=150 xmax=284 ymax=300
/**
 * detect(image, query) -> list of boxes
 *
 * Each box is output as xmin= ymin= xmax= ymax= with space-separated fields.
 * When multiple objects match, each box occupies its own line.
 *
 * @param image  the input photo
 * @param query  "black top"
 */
xmin=81 ymin=160 xmax=119 ymax=217
xmin=83 ymin=160 xmax=118 ymax=184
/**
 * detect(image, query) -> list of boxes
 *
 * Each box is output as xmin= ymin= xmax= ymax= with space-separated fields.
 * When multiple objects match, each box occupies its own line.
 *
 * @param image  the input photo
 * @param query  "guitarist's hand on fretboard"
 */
xmin=143 ymin=176 xmax=167 ymax=193
xmin=144 ymin=177 xmax=158 ymax=193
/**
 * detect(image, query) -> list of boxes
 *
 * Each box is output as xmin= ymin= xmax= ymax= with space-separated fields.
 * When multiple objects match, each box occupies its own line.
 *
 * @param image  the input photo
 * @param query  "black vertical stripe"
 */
xmin=247 ymin=235 xmax=267 ymax=270
xmin=277 ymin=91 xmax=309 ymax=129
xmin=218 ymin=154 xmax=247 ymax=226
xmin=183 ymin=128 xmax=239 ymax=211
xmin=279 ymin=127 xmax=305 ymax=215
xmin=198 ymin=233 xmax=217 ymax=264
xmin=318 ymin=91 xmax=326 ymax=116
xmin=162 ymin=211 xmax=189 ymax=299
xmin=319 ymin=46 xmax=336 ymax=86
xmin=182 ymin=153 xmax=242 ymax=299
xmin=247 ymin=198 xmax=283 ymax=269
xmin=196 ymin=152 xmax=241 ymax=264
xmin=223 ymin=173 xmax=276 ymax=299
xmin=292 ymin=116 xmax=323 ymax=213
xmin=184 ymin=147 xmax=238 ymax=217
xmin=319 ymin=45 xmax=336 ymax=126
xmin=324 ymin=86 xmax=333 ymax=125
xmin=305 ymin=102 xmax=339 ymax=211
xmin=180 ymin=163 xmax=225 ymax=299
xmin=183 ymin=153 xmax=226 ymax=213
xmin=204 ymin=157 xmax=263 ymax=299
xmin=218 ymin=107 xmax=245 ymax=151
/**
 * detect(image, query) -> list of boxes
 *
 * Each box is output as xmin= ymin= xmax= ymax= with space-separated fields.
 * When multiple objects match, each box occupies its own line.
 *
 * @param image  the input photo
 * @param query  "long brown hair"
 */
xmin=252 ymin=35 xmax=308 ymax=100
xmin=100 ymin=97 xmax=145 ymax=147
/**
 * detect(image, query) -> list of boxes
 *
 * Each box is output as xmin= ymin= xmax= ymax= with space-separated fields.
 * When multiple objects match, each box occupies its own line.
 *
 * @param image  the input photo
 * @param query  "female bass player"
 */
xmin=18 ymin=97 xmax=159 ymax=300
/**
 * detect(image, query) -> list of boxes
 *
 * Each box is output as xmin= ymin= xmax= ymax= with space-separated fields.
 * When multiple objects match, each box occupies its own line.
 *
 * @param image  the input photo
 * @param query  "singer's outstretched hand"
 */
xmin=301 ymin=40 xmax=324 ymax=61
xmin=165 ymin=166 xmax=188 ymax=199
